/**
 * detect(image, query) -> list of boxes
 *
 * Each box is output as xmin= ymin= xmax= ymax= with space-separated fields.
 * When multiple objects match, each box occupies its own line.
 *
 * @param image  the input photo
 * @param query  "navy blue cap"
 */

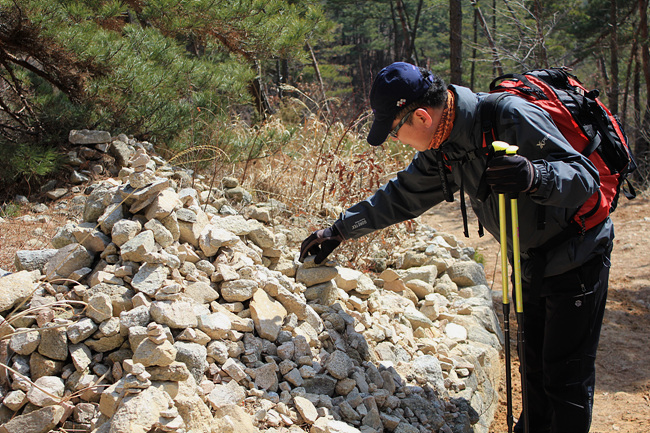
xmin=367 ymin=62 xmax=433 ymax=146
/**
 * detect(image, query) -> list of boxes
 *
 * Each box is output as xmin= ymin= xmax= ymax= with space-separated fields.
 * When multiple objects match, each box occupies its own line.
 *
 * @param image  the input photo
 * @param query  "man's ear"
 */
xmin=413 ymin=107 xmax=434 ymax=128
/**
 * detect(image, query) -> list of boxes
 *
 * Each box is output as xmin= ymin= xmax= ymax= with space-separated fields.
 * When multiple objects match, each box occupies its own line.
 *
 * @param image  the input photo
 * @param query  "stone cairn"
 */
xmin=0 ymin=130 xmax=504 ymax=433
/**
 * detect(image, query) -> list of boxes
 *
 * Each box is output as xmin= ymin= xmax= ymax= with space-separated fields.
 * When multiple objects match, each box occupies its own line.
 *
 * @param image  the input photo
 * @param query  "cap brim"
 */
xmin=367 ymin=117 xmax=392 ymax=146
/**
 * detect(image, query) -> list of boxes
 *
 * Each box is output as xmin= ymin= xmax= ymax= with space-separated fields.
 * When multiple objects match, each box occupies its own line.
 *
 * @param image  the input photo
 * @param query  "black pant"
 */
xmin=514 ymin=250 xmax=611 ymax=433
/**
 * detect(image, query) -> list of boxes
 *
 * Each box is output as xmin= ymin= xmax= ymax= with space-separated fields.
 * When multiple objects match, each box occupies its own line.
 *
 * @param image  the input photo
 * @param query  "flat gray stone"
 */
xmin=14 ymin=249 xmax=58 ymax=272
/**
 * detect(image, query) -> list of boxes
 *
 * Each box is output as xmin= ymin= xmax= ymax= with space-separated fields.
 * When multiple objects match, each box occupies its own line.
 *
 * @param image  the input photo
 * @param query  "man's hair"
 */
xmin=397 ymin=67 xmax=447 ymax=119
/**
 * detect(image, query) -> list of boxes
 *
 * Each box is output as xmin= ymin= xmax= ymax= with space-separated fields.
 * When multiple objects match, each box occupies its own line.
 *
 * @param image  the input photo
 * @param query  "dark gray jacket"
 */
xmin=337 ymin=85 xmax=614 ymax=281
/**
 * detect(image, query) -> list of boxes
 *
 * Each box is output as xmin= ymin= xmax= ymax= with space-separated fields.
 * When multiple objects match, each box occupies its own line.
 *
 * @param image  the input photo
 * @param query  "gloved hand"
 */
xmin=486 ymin=154 xmax=541 ymax=194
xmin=299 ymin=223 xmax=345 ymax=264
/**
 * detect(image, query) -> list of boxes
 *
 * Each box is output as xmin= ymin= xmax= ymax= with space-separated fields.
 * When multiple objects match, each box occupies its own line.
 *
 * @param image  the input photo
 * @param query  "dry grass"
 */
xmin=0 ymin=210 xmax=76 ymax=272
xmin=0 ymin=104 xmax=420 ymax=274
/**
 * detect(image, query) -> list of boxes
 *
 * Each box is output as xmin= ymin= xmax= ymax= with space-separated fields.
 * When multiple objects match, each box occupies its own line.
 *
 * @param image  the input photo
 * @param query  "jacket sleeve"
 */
xmin=494 ymin=97 xmax=600 ymax=208
xmin=336 ymin=150 xmax=459 ymax=239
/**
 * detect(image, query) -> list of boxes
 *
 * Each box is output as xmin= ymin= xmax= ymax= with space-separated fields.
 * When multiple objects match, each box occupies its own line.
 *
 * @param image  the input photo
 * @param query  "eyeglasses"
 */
xmin=389 ymin=110 xmax=414 ymax=138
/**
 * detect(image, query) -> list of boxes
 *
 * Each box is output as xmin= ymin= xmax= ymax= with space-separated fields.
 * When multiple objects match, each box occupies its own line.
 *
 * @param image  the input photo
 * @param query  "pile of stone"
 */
xmin=0 ymin=130 xmax=503 ymax=433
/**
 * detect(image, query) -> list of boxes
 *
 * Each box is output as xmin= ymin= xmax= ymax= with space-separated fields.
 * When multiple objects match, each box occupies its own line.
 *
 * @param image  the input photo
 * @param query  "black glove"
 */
xmin=299 ymin=223 xmax=344 ymax=264
xmin=486 ymin=154 xmax=541 ymax=194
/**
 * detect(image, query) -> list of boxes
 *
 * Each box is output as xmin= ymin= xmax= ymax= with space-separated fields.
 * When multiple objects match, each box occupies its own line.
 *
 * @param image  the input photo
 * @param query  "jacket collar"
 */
xmin=437 ymin=85 xmax=481 ymax=160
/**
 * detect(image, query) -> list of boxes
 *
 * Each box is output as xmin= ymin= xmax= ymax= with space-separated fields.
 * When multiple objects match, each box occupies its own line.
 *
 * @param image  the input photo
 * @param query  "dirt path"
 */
xmin=422 ymin=196 xmax=650 ymax=432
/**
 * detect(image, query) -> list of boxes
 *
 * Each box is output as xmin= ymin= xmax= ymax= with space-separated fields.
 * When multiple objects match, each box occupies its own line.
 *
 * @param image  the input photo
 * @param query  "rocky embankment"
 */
xmin=0 ymin=130 xmax=503 ymax=433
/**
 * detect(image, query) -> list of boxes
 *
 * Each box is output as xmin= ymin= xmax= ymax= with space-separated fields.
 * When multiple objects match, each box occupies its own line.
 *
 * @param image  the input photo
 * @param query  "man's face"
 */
xmin=388 ymin=107 xmax=439 ymax=152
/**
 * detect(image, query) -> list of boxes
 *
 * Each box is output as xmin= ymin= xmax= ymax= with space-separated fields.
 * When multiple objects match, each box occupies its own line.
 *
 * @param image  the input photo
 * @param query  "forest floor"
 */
xmin=422 ymin=195 xmax=650 ymax=433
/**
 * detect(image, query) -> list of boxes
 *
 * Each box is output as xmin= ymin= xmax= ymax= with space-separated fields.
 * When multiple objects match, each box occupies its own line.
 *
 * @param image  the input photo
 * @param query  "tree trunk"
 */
xmin=622 ymin=26 xmax=640 ymax=128
xmin=408 ymin=0 xmax=424 ymax=64
xmin=637 ymin=0 xmax=650 ymax=180
xmin=471 ymin=7 xmax=478 ymax=89
xmin=390 ymin=1 xmax=400 ymax=61
xmin=472 ymin=1 xmax=503 ymax=76
xmin=609 ymin=0 xmax=620 ymax=114
xmin=307 ymin=42 xmax=330 ymax=116
xmin=250 ymin=60 xmax=272 ymax=120
xmin=450 ymin=0 xmax=463 ymax=84
xmin=395 ymin=0 xmax=411 ymax=61
xmin=533 ymin=0 xmax=549 ymax=68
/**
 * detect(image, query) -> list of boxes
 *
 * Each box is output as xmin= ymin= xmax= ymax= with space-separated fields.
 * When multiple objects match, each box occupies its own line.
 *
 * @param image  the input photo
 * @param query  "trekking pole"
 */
xmin=506 ymin=143 xmax=530 ymax=433
xmin=492 ymin=141 xmax=514 ymax=433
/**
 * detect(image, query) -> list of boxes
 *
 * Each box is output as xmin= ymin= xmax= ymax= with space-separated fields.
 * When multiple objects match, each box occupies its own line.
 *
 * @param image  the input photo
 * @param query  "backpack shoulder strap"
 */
xmin=479 ymin=91 xmax=548 ymax=230
xmin=480 ymin=92 xmax=511 ymax=145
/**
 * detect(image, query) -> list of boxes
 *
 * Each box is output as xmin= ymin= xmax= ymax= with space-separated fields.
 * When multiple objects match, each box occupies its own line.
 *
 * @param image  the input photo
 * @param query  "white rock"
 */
xmin=27 ymin=376 xmax=65 ymax=407
xmin=86 ymin=292 xmax=113 ymax=323
xmin=131 ymin=263 xmax=169 ymax=296
xmin=150 ymin=300 xmax=198 ymax=329
xmin=250 ymin=288 xmax=287 ymax=341
xmin=445 ymin=322 xmax=468 ymax=340
xmin=9 ymin=328 xmax=41 ymax=355
xmin=294 ymin=395 xmax=318 ymax=424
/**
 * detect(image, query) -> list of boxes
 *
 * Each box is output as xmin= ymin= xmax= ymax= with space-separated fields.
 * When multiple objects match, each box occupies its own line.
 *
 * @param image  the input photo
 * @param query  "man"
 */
xmin=300 ymin=62 xmax=612 ymax=433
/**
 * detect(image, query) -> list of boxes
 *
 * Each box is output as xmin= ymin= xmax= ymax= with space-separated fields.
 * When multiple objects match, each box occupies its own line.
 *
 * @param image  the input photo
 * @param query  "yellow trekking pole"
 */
xmin=492 ymin=141 xmax=529 ymax=433
xmin=493 ymin=141 xmax=514 ymax=432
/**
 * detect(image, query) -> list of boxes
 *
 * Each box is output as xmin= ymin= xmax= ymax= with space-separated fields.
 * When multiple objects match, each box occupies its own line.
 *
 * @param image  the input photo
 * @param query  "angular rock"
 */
xmin=109 ymin=139 xmax=134 ymax=167
xmin=3 ymin=390 xmax=27 ymax=411
xmin=86 ymin=292 xmax=113 ymax=323
xmin=69 ymin=129 xmax=111 ymax=144
xmin=144 ymin=218 xmax=174 ymax=247
xmin=44 ymin=243 xmax=94 ymax=280
xmin=173 ymin=341 xmax=208 ymax=383
xmin=247 ymin=221 xmax=275 ymax=249
xmin=184 ymin=281 xmax=219 ymax=304
xmin=109 ymin=385 xmax=171 ymax=433
xmin=119 ymin=230 xmax=155 ymax=262
xmin=132 ymin=338 xmax=177 ymax=367
xmin=70 ymin=343 xmax=93 ymax=372
xmin=294 ymin=395 xmax=318 ymax=424
xmin=250 ymin=288 xmax=287 ymax=341
xmin=221 ymin=279 xmax=257 ymax=302
xmin=0 ymin=270 xmax=41 ymax=313
xmin=210 ymin=215 xmax=251 ymax=236
xmin=198 ymin=225 xmax=239 ymax=257
xmin=197 ymin=312 xmax=231 ymax=339
xmin=83 ymin=283 xmax=134 ymax=316
xmin=206 ymin=380 xmax=246 ymax=410
xmin=144 ymin=188 xmax=182 ymax=221
xmin=131 ymin=263 xmax=168 ymax=296
xmin=119 ymin=305 xmax=152 ymax=334
xmin=325 ymin=349 xmax=354 ymax=379
xmin=0 ymin=405 xmax=65 ymax=433
xmin=447 ymin=261 xmax=488 ymax=287
xmin=97 ymin=202 xmax=124 ymax=236
xmin=26 ymin=376 xmax=65 ymax=407
xmin=9 ymin=328 xmax=40 ymax=355
xmin=295 ymin=265 xmax=339 ymax=287
xmin=177 ymin=207 xmax=209 ymax=247
xmin=147 ymin=361 xmax=191 ymax=381
xmin=111 ymin=219 xmax=142 ymax=247
xmin=150 ymin=300 xmax=198 ymax=329
xmin=211 ymin=404 xmax=258 ymax=433
xmin=38 ymin=324 xmax=68 ymax=361
xmin=14 ymin=249 xmax=57 ymax=272
xmin=410 ymin=355 xmax=445 ymax=394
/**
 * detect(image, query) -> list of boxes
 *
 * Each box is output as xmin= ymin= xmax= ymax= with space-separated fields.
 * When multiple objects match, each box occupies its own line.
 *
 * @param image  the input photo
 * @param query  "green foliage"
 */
xmin=473 ymin=251 xmax=485 ymax=266
xmin=0 ymin=202 xmax=21 ymax=219
xmin=0 ymin=0 xmax=332 ymax=195
xmin=5 ymin=143 xmax=60 ymax=184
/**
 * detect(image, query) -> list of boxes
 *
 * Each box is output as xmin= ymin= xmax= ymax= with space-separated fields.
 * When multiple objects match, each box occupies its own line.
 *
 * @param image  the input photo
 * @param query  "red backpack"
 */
xmin=481 ymin=67 xmax=637 ymax=234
